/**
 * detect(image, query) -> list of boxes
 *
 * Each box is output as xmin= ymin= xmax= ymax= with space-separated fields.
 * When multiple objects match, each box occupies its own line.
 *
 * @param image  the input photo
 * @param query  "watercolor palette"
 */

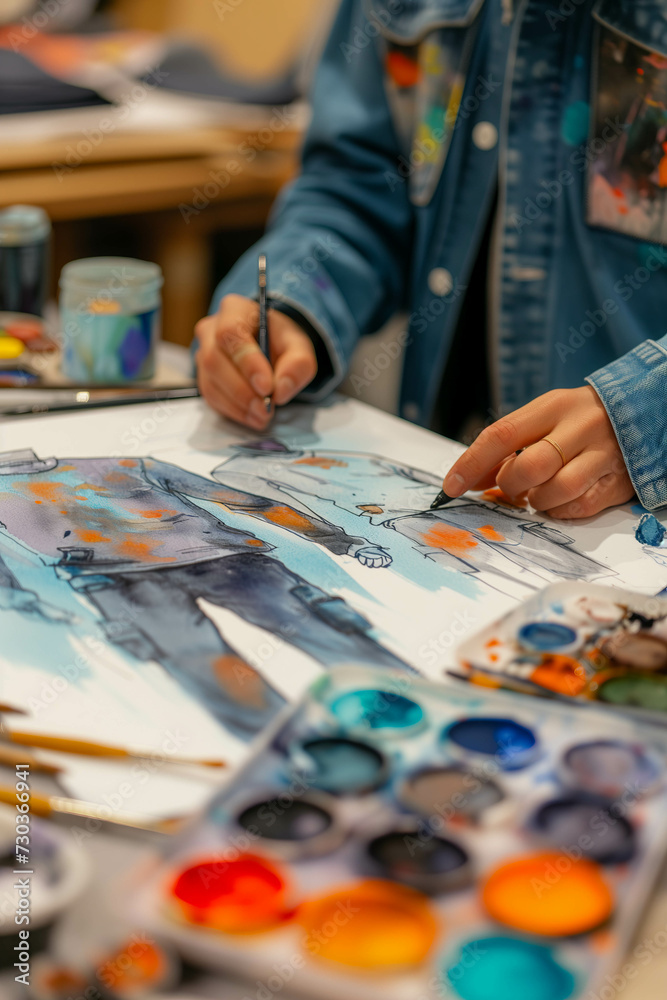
xmin=457 ymin=583 xmax=667 ymax=721
xmin=132 ymin=666 xmax=667 ymax=1000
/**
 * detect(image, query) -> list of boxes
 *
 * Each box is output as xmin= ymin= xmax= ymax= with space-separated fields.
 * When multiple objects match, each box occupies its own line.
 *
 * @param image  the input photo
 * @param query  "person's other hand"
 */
xmin=441 ymin=386 xmax=635 ymax=519
xmin=195 ymin=294 xmax=318 ymax=430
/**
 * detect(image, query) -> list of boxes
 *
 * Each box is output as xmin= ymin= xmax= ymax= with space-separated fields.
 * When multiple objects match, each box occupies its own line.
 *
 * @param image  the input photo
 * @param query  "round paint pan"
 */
xmin=168 ymin=853 xmax=294 ymax=934
xmin=443 ymin=935 xmax=576 ymax=1000
xmin=328 ymin=687 xmax=426 ymax=737
xmin=482 ymin=852 xmax=614 ymax=937
xmin=298 ymin=879 xmax=437 ymax=970
xmin=560 ymin=739 xmax=662 ymax=799
xmin=233 ymin=790 xmax=345 ymax=859
xmin=364 ymin=823 xmax=473 ymax=894
xmin=599 ymin=632 xmax=667 ymax=671
xmin=291 ymin=736 xmax=389 ymax=796
xmin=529 ymin=792 xmax=636 ymax=865
xmin=518 ymin=621 xmax=579 ymax=653
xmin=595 ymin=672 xmax=667 ymax=713
xmin=398 ymin=764 xmax=504 ymax=823
xmin=443 ymin=716 xmax=540 ymax=771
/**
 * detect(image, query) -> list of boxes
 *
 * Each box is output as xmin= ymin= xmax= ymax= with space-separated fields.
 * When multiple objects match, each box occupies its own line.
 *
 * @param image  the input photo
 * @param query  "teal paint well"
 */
xmin=444 ymin=936 xmax=576 ymax=1000
xmin=299 ymin=737 xmax=388 ymax=795
xmin=330 ymin=688 xmax=425 ymax=732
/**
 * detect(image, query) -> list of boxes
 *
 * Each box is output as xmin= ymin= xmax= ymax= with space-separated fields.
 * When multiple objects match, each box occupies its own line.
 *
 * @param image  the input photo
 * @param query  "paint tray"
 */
xmin=130 ymin=665 xmax=667 ymax=1000
xmin=456 ymin=582 xmax=667 ymax=722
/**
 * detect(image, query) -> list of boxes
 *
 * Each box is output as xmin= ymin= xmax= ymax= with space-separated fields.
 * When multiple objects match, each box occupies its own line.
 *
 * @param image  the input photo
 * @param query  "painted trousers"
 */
xmin=85 ymin=553 xmax=408 ymax=739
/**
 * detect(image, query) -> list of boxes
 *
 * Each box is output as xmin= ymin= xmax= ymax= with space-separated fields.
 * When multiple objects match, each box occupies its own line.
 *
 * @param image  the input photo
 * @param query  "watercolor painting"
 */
xmin=0 ymin=396 xmax=659 ymax=819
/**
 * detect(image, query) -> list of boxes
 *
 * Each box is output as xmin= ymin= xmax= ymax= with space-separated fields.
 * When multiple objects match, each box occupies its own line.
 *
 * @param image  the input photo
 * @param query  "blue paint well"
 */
xmin=445 ymin=717 xmax=538 ymax=770
xmin=331 ymin=688 xmax=424 ymax=732
xmin=519 ymin=621 xmax=577 ymax=651
xmin=444 ymin=936 xmax=576 ymax=1000
xmin=635 ymin=512 xmax=667 ymax=547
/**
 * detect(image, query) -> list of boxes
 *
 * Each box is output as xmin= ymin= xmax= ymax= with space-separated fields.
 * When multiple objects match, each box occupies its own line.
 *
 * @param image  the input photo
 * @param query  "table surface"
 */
xmin=0 ymin=394 xmax=666 ymax=999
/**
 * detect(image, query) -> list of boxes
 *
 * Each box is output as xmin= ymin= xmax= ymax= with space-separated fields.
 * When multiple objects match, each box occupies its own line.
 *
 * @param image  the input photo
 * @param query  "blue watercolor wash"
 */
xmin=444 ymin=936 xmax=576 ymax=1000
xmin=331 ymin=688 xmax=424 ymax=732
xmin=635 ymin=512 xmax=667 ymax=548
xmin=445 ymin=717 xmax=538 ymax=770
xmin=518 ymin=621 xmax=577 ymax=651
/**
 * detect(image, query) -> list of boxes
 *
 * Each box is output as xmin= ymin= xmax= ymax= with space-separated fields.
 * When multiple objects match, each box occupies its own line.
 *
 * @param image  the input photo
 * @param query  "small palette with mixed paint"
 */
xmin=0 ymin=312 xmax=58 ymax=385
xmin=457 ymin=582 xmax=667 ymax=720
xmin=132 ymin=666 xmax=667 ymax=1000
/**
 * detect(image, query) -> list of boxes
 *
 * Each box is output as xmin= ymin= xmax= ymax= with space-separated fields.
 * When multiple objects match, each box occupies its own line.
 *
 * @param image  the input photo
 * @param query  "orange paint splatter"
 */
xmin=293 ymin=456 xmax=348 ymax=469
xmin=34 ymin=500 xmax=42 ymax=504
xmin=485 ymin=638 xmax=501 ymax=648
xmin=58 ymin=465 xmax=75 ymax=471
xmin=212 ymin=656 xmax=268 ymax=710
xmin=262 ymin=505 xmax=315 ymax=531
xmin=478 ymin=524 xmax=505 ymax=542
xmin=77 ymin=483 xmax=108 ymax=493
xmin=245 ymin=538 xmax=264 ymax=546
xmin=115 ymin=539 xmax=175 ymax=563
xmin=118 ymin=459 xmax=138 ymax=467
xmin=531 ymin=655 xmax=587 ymax=696
xmin=22 ymin=481 xmax=63 ymax=502
xmin=76 ymin=529 xmax=110 ymax=544
xmin=140 ymin=509 xmax=173 ymax=519
xmin=358 ymin=505 xmax=384 ymax=514
xmin=422 ymin=523 xmax=478 ymax=555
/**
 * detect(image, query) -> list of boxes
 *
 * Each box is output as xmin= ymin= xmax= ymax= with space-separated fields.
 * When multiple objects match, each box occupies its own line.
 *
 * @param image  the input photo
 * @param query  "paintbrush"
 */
xmin=0 ymin=785 xmax=186 ymax=834
xmin=0 ymin=745 xmax=62 ymax=774
xmin=0 ymin=702 xmax=27 ymax=715
xmin=4 ymin=731 xmax=226 ymax=768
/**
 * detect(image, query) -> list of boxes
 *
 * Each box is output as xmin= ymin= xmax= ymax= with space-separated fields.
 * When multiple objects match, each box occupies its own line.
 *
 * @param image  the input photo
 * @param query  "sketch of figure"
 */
xmin=212 ymin=441 xmax=609 ymax=594
xmin=0 ymin=450 xmax=408 ymax=738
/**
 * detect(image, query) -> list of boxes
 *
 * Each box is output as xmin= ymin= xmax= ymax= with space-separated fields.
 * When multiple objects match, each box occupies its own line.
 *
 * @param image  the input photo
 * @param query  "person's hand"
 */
xmin=441 ymin=386 xmax=635 ymax=519
xmin=195 ymin=294 xmax=318 ymax=430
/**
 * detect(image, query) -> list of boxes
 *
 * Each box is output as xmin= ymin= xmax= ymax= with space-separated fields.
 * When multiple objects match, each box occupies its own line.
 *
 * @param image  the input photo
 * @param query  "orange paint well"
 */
xmin=483 ymin=853 xmax=613 ymax=937
xmin=531 ymin=655 xmax=587 ymax=696
xmin=298 ymin=880 xmax=437 ymax=969
xmin=422 ymin=523 xmax=478 ymax=555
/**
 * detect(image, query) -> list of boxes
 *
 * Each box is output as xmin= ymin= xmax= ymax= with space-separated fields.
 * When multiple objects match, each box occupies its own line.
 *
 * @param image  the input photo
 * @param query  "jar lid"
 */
xmin=0 ymin=205 xmax=51 ymax=247
xmin=60 ymin=257 xmax=163 ymax=290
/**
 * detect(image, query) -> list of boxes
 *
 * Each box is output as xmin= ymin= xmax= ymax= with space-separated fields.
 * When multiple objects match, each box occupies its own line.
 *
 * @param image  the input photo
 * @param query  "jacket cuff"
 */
xmin=586 ymin=339 xmax=667 ymax=510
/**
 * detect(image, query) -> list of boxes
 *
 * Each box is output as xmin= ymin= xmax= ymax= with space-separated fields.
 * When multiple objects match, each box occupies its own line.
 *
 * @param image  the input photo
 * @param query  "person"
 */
xmin=0 ymin=449 xmax=407 ymax=738
xmin=195 ymin=0 xmax=667 ymax=519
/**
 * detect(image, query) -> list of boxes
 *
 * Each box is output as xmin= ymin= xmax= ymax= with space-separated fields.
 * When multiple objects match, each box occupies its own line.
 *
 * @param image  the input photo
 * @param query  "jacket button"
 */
xmin=472 ymin=121 xmax=498 ymax=150
xmin=428 ymin=268 xmax=453 ymax=296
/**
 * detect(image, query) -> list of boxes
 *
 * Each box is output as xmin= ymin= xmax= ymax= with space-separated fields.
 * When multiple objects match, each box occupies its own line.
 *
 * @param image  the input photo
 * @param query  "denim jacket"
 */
xmin=212 ymin=0 xmax=667 ymax=510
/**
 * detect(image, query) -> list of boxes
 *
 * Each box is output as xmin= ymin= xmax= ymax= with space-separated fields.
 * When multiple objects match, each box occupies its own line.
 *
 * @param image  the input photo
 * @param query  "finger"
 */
xmin=496 ymin=432 xmax=580 ymax=498
xmin=544 ymin=472 xmax=635 ymax=520
xmin=214 ymin=295 xmax=273 ymax=397
xmin=272 ymin=328 xmax=317 ymax=406
xmin=443 ymin=394 xmax=564 ymax=497
xmin=199 ymin=368 xmax=271 ymax=430
xmin=527 ymin=455 xmax=608 ymax=511
xmin=468 ymin=462 xmax=506 ymax=492
xmin=205 ymin=348 xmax=267 ymax=419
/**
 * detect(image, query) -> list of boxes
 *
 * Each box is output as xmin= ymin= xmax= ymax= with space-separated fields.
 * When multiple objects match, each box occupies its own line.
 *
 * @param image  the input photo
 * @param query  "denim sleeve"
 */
xmin=586 ymin=336 xmax=667 ymax=510
xmin=207 ymin=0 xmax=413 ymax=401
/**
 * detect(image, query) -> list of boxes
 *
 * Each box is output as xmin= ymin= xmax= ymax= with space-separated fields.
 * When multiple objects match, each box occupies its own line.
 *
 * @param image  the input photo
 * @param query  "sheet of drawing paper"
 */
xmin=0 ymin=396 xmax=664 ymax=820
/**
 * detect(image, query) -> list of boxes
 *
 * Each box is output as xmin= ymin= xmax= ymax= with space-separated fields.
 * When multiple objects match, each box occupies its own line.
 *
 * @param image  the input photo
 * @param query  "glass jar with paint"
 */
xmin=59 ymin=257 xmax=163 ymax=383
xmin=0 ymin=204 xmax=51 ymax=317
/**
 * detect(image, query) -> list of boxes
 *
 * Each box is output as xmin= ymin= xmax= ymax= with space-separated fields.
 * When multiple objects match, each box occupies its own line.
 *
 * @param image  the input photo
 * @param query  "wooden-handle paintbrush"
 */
xmin=0 ymin=785 xmax=187 ymax=834
xmin=0 ymin=745 xmax=62 ymax=774
xmin=4 ymin=731 xmax=226 ymax=768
